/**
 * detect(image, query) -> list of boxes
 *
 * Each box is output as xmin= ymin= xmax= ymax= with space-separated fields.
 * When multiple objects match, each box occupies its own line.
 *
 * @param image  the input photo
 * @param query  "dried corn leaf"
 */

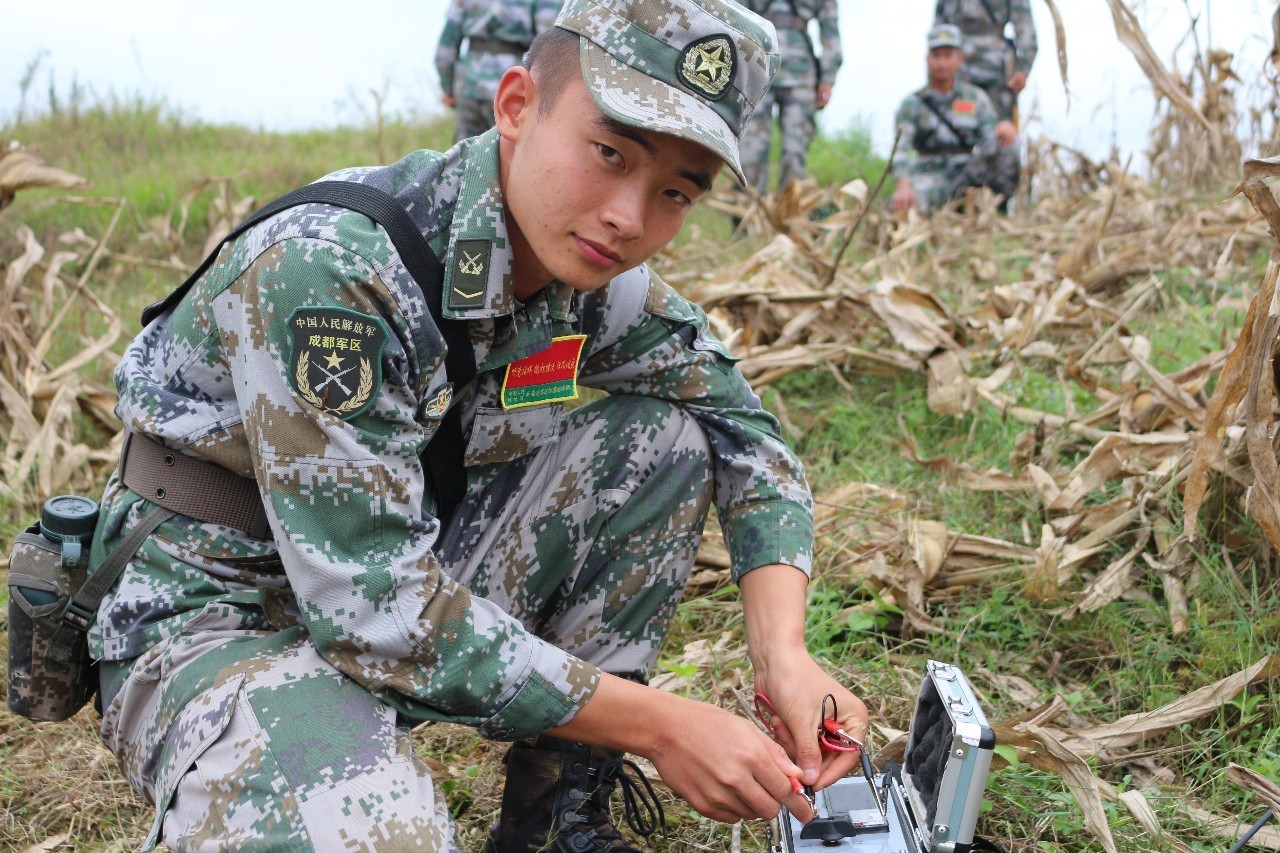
xmin=1118 ymin=789 xmax=1195 ymax=853
xmin=1181 ymin=803 xmax=1280 ymax=850
xmin=1063 ymin=654 xmax=1280 ymax=756
xmin=0 ymin=141 xmax=88 ymax=209
xmin=867 ymin=279 xmax=958 ymax=357
xmin=1226 ymin=763 xmax=1280 ymax=816
xmin=992 ymin=722 xmax=1119 ymax=853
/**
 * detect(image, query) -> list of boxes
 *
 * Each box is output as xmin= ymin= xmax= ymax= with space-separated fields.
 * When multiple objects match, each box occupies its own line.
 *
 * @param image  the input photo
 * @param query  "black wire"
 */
xmin=1228 ymin=808 xmax=1274 ymax=853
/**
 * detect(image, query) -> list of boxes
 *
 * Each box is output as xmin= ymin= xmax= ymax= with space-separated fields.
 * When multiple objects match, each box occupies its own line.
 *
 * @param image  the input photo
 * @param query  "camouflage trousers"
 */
xmin=739 ymin=84 xmax=819 ymax=195
xmin=909 ymin=142 xmax=1021 ymax=212
xmin=451 ymin=50 xmax=523 ymax=143
xmin=99 ymin=395 xmax=712 ymax=852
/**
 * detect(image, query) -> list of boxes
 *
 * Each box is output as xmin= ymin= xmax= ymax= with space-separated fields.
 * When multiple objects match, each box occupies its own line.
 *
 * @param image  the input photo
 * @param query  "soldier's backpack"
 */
xmin=6 ymin=181 xmax=475 ymax=722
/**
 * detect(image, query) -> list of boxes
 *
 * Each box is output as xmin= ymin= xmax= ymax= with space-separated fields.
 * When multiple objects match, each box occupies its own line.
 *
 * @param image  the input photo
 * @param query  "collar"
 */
xmin=442 ymin=128 xmax=516 ymax=320
xmin=441 ymin=127 xmax=581 ymax=325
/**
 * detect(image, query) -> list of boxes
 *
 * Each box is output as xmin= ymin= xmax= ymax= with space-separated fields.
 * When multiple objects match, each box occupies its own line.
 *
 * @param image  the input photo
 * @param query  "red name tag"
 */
xmin=953 ymin=100 xmax=976 ymax=114
xmin=501 ymin=335 xmax=587 ymax=410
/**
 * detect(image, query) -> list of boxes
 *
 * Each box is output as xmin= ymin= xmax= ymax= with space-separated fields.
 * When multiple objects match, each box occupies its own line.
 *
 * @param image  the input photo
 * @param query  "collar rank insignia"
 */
xmin=501 ymin=335 xmax=587 ymax=410
xmin=953 ymin=100 xmax=976 ymax=114
xmin=678 ymin=35 xmax=736 ymax=100
xmin=289 ymin=307 xmax=388 ymax=420
xmin=449 ymin=239 xmax=492 ymax=311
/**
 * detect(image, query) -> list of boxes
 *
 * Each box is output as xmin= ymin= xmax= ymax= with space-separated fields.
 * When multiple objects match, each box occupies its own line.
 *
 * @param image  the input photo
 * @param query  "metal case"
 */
xmin=770 ymin=661 xmax=994 ymax=853
xmin=901 ymin=660 xmax=995 ymax=852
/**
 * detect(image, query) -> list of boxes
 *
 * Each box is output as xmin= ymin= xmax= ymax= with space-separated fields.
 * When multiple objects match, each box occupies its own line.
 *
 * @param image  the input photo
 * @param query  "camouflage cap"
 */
xmin=927 ymin=23 xmax=964 ymax=51
xmin=554 ymin=0 xmax=779 ymax=183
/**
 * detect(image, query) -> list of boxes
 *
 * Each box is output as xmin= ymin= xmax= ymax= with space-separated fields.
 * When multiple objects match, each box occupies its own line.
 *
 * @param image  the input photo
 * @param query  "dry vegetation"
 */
xmin=3 ymin=3 xmax=1280 ymax=851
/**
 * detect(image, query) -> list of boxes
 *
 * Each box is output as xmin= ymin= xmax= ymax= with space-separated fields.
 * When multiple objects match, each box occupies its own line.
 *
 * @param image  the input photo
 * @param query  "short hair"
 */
xmin=524 ymin=27 xmax=584 ymax=116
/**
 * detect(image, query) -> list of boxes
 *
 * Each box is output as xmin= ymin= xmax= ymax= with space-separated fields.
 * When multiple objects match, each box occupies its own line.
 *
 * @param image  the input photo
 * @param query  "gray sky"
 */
xmin=4 ymin=1 xmax=1276 ymax=168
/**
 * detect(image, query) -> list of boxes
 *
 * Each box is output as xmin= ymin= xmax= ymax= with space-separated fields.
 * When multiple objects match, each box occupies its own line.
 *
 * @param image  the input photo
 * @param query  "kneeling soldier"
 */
xmin=88 ymin=0 xmax=870 ymax=850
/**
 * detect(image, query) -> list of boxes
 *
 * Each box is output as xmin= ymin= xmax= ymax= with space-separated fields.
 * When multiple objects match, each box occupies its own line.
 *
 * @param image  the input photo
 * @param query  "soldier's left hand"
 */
xmin=995 ymin=120 xmax=1018 ymax=147
xmin=816 ymin=84 xmax=833 ymax=109
xmin=1007 ymin=72 xmax=1028 ymax=95
xmin=753 ymin=656 xmax=869 ymax=791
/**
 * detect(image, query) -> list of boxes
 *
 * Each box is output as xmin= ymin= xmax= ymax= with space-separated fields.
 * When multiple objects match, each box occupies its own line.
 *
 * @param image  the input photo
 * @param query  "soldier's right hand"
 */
xmin=547 ymin=672 xmax=816 ymax=824
xmin=645 ymin=697 xmax=817 ymax=825
xmin=891 ymin=180 xmax=918 ymax=213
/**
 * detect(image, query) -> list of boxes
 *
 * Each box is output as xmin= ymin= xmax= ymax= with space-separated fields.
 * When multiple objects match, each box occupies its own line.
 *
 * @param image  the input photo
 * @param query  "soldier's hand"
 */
xmin=816 ymin=83 xmax=833 ymax=109
xmin=995 ymin=120 xmax=1018 ymax=147
xmin=442 ymin=93 xmax=457 ymax=109
xmin=1007 ymin=72 xmax=1028 ymax=95
xmin=647 ymin=700 xmax=816 ymax=825
xmin=891 ymin=180 xmax=918 ymax=213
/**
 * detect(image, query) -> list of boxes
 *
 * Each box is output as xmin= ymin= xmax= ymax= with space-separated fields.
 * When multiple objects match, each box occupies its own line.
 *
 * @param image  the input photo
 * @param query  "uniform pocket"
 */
xmin=463 ymin=403 xmax=562 ymax=468
xmin=143 ymin=673 xmax=245 ymax=851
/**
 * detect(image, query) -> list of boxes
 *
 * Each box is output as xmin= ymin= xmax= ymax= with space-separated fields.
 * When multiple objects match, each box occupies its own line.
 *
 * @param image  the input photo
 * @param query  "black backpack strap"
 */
xmin=140 ymin=180 xmax=476 ymax=519
xmin=919 ymin=95 xmax=978 ymax=151
xmin=976 ymin=0 xmax=1005 ymax=27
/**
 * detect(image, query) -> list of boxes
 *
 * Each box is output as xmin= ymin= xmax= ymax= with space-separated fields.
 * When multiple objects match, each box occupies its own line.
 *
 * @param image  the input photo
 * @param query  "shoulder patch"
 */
xmin=289 ymin=307 xmax=388 ymax=420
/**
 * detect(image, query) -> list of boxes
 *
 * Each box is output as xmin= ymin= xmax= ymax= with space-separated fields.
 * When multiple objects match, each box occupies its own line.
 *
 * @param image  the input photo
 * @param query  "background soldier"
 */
xmin=933 ymin=0 xmax=1036 ymax=196
xmin=891 ymin=24 xmax=1018 ymax=213
xmin=738 ymin=0 xmax=843 ymax=195
xmin=435 ymin=0 xmax=561 ymax=143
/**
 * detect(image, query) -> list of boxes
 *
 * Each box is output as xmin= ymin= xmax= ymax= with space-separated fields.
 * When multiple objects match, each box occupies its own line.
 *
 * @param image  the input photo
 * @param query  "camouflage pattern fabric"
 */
xmin=737 ymin=0 xmax=842 ymax=193
xmin=892 ymin=81 xmax=1012 ymax=211
xmin=6 ymin=528 xmax=96 ymax=722
xmin=933 ymin=0 xmax=1037 ymax=122
xmin=434 ymin=0 xmax=561 ymax=142
xmin=555 ymin=0 xmax=780 ymax=185
xmin=740 ymin=82 xmax=818 ymax=193
xmin=89 ymin=128 xmax=813 ymax=849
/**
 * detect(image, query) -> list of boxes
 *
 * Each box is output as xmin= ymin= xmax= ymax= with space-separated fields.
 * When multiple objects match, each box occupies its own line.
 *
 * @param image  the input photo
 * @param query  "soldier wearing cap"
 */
xmin=89 ymin=0 xmax=868 ymax=850
xmin=891 ymin=23 xmax=1018 ymax=214
xmin=933 ymin=0 xmax=1036 ymax=195
xmin=737 ymin=0 xmax=843 ymax=195
xmin=435 ymin=0 xmax=562 ymax=143
xmin=933 ymin=0 xmax=1036 ymax=123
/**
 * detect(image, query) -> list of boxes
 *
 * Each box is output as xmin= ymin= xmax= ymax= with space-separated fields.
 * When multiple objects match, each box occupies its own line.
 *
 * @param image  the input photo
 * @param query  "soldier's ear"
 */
xmin=494 ymin=66 xmax=537 ymax=142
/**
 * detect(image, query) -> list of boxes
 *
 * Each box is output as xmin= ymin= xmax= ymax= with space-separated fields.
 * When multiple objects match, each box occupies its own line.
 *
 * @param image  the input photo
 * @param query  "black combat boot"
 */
xmin=484 ymin=734 xmax=665 ymax=852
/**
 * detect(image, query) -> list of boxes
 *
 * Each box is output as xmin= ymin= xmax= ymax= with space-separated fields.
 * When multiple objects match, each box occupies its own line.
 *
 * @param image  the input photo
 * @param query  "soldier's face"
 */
xmin=496 ymin=68 xmax=721 ymax=297
xmin=927 ymin=46 xmax=964 ymax=88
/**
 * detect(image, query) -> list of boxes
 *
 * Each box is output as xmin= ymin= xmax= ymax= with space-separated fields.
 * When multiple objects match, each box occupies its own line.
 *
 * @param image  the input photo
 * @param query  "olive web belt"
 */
xmin=120 ymin=431 xmax=271 ymax=539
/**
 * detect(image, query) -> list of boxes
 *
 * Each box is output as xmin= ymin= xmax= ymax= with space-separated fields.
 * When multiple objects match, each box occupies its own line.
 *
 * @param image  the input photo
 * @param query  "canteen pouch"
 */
xmin=6 ymin=524 xmax=97 ymax=722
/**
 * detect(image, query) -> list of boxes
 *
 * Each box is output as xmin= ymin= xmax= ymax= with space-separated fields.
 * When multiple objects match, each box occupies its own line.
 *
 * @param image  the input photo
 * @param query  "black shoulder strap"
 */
xmin=976 ymin=0 xmax=1005 ymax=27
xmin=140 ymin=180 xmax=475 ymax=518
xmin=919 ymin=95 xmax=977 ymax=150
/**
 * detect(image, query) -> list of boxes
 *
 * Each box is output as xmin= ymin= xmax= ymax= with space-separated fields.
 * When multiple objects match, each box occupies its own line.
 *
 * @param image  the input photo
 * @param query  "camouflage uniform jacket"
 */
xmin=742 ymin=0 xmax=841 ymax=89
xmin=934 ymin=0 xmax=1037 ymax=78
xmin=87 ymin=128 xmax=814 ymax=742
xmin=891 ymin=80 xmax=997 ymax=179
xmin=434 ymin=0 xmax=561 ymax=97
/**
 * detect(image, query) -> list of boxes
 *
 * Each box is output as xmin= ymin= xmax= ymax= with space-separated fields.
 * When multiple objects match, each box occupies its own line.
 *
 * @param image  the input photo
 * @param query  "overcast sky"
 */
xmin=5 ymin=1 xmax=1277 ymax=170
